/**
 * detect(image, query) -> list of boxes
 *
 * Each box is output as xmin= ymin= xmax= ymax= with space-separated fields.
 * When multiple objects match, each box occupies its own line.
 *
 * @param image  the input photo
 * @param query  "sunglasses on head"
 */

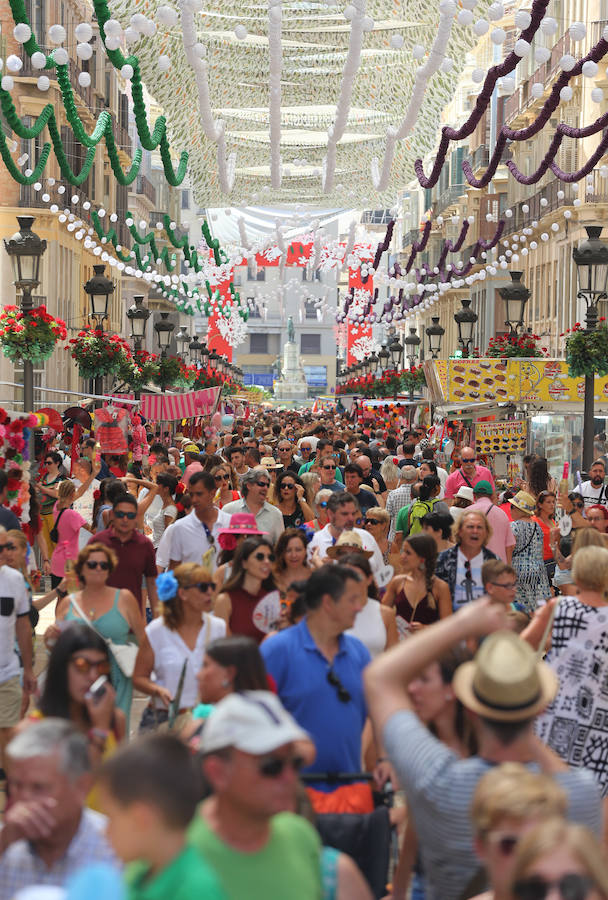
xmin=114 ymin=510 xmax=137 ymax=520
xmin=85 ymin=560 xmax=111 ymax=570
xmin=71 ymin=655 xmax=111 ymax=676
xmin=188 ymin=581 xmax=214 ymax=592
xmin=215 ymin=473 xmax=230 ymax=482
xmin=257 ymin=754 xmax=305 ymax=779
xmin=253 ymin=551 xmax=275 ymax=562
xmin=512 ymin=874 xmax=593 ymax=900
xmin=327 ymin=668 xmax=351 ymax=703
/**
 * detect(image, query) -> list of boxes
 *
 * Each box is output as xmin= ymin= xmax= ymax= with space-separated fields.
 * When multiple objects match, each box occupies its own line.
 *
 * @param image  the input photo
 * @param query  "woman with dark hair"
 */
xmin=215 ymin=536 xmax=280 ymax=643
xmin=383 ymin=533 xmax=452 ymax=638
xmin=274 ymin=528 xmax=311 ymax=594
xmin=37 ymin=451 xmax=65 ymax=554
xmin=272 ymin=470 xmax=314 ymax=528
xmin=341 ymin=552 xmax=398 ymax=657
xmin=421 ymin=512 xmax=454 ymax=553
xmin=44 ymin=542 xmax=145 ymax=723
xmin=211 ymin=462 xmax=240 ymax=509
xmin=196 ymin=635 xmax=268 ymax=704
xmin=149 ymin=472 xmax=178 ymax=547
xmin=133 ymin=563 xmax=226 ymax=732
xmin=94 ymin=479 xmax=127 ymax=532
xmin=533 ymin=491 xmax=557 ymax=583
xmin=525 ymin=456 xmax=557 ymax=499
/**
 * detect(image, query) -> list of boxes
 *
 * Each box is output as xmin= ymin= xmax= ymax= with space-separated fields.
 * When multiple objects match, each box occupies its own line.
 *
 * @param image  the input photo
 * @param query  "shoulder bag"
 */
xmin=68 ymin=593 xmax=139 ymax=677
xmin=49 ymin=507 xmax=67 ymax=544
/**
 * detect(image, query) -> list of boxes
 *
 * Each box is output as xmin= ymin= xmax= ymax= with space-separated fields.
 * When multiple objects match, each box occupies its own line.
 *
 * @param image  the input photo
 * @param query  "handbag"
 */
xmin=68 ymin=593 xmax=139 ymax=677
xmin=49 ymin=507 xmax=67 ymax=543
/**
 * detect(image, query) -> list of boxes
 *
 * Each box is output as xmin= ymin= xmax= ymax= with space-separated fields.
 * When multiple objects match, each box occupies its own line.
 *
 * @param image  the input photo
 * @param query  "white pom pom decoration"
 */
xmin=514 ymin=10 xmax=531 ymax=28
xmin=487 ymin=2 xmax=504 ymax=20
xmin=582 ymin=60 xmax=598 ymax=77
xmin=457 ymin=9 xmax=474 ymax=25
xmin=390 ymin=34 xmax=404 ymax=48
xmin=569 ymin=21 xmax=586 ymax=40
xmin=514 ymin=39 xmax=530 ymax=56
xmin=157 ymin=5 xmax=179 ymax=26
xmin=1 ymin=76 xmax=13 ymax=91
xmin=78 ymin=71 xmax=91 ymax=87
xmin=531 ymin=82 xmax=544 ymax=98
xmin=104 ymin=19 xmax=123 ymax=37
xmin=53 ymin=48 xmax=69 ymax=64
xmin=13 ymin=23 xmax=31 ymax=43
xmin=158 ymin=55 xmax=171 ymax=71
xmin=473 ymin=18 xmax=489 ymax=35
xmin=234 ymin=24 xmax=248 ymax=39
xmin=31 ymin=51 xmax=46 ymax=68
xmin=37 ymin=75 xmax=50 ymax=90
xmin=75 ymin=22 xmax=93 ymax=42
xmin=540 ymin=16 xmax=558 ymax=34
xmin=6 ymin=55 xmax=22 ymax=72
xmin=48 ymin=24 xmax=66 ymax=43
xmin=491 ymin=27 xmax=506 ymax=43
xmin=120 ymin=64 xmax=134 ymax=79
xmin=560 ymin=85 xmax=573 ymax=101
xmin=124 ymin=27 xmax=139 ymax=44
xmin=560 ymin=54 xmax=576 ymax=71
xmin=76 ymin=42 xmax=93 ymax=60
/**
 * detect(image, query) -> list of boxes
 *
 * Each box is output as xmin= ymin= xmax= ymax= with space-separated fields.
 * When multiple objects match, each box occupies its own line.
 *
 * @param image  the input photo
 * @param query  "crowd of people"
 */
xmin=1 ymin=408 xmax=608 ymax=899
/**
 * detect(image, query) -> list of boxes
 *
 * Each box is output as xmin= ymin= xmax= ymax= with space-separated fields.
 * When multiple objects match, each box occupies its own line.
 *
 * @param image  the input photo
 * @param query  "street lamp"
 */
xmin=499 ymin=271 xmax=531 ymax=335
xmin=426 ymin=316 xmax=445 ymax=359
xmin=378 ymin=344 xmax=390 ymax=372
xmin=209 ymin=350 xmax=220 ymax=373
xmin=388 ymin=335 xmax=403 ymax=370
xmin=573 ymin=225 xmax=608 ymax=471
xmin=454 ymin=297 xmax=478 ymax=357
xmin=175 ymin=325 xmax=191 ymax=355
xmin=126 ymin=295 xmax=150 ymax=351
xmin=189 ymin=334 xmax=203 ymax=365
xmin=369 ymin=352 xmax=379 ymax=376
xmin=154 ymin=312 xmax=175 ymax=358
xmin=404 ymin=327 xmax=421 ymax=368
xmin=84 ymin=264 xmax=114 ymax=331
xmin=4 ymin=215 xmax=46 ymax=449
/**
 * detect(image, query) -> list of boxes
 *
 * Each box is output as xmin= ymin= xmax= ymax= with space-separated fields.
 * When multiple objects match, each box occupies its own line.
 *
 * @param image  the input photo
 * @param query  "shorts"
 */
xmin=0 ymin=675 xmax=22 ymax=727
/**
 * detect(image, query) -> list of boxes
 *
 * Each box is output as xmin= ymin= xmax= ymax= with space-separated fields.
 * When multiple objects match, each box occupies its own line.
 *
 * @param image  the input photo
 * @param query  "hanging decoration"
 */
xmin=0 ymin=305 xmax=67 ymax=364
xmin=67 ymin=329 xmax=133 ymax=380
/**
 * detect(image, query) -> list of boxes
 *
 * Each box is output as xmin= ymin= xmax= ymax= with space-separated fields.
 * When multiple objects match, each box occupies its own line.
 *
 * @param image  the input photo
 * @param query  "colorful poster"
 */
xmin=476 ymin=420 xmax=527 ymax=454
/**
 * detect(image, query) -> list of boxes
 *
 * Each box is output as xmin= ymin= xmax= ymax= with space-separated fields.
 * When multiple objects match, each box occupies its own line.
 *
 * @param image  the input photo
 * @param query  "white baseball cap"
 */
xmin=201 ymin=691 xmax=315 ymax=759
xmin=455 ymin=485 xmax=474 ymax=502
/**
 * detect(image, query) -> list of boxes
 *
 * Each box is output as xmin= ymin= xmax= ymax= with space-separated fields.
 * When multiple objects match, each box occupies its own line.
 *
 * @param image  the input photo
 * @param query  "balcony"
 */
xmin=360 ymin=209 xmax=392 ymax=225
xmin=135 ymin=175 xmax=156 ymax=206
xmin=505 ymin=31 xmax=571 ymax=124
xmin=402 ymin=227 xmax=422 ymax=249
xmin=466 ymin=144 xmax=490 ymax=174
xmin=431 ymin=183 xmax=466 ymax=217
xmin=502 ymin=178 xmax=575 ymax=236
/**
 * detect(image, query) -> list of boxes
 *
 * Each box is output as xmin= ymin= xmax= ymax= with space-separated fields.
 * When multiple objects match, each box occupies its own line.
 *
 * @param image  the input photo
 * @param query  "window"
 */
xmin=181 ymin=190 xmax=190 ymax=210
xmin=250 ymin=334 xmax=268 ymax=354
xmin=305 ymin=300 xmax=317 ymax=319
xmin=247 ymin=297 xmax=261 ymax=318
xmin=247 ymin=264 xmax=265 ymax=281
xmin=301 ymin=334 xmax=321 ymax=355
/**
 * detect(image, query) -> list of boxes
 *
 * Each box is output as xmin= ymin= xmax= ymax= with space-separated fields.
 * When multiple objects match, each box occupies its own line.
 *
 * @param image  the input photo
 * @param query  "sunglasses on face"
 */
xmin=281 ymin=483 xmax=295 ymax=490
xmin=252 ymin=551 xmax=275 ymax=563
xmin=512 ymin=874 xmax=593 ymax=900
xmin=215 ymin=474 xmax=231 ymax=482
xmin=114 ymin=510 xmax=137 ymax=520
xmin=0 ymin=542 xmax=13 ymax=552
xmin=71 ymin=655 xmax=111 ymax=676
xmin=255 ymin=481 xmax=270 ymax=488
xmin=365 ymin=518 xmax=381 ymax=526
xmin=322 ymin=465 xmax=336 ymax=471
xmin=301 ymin=447 xmax=312 ymax=452
xmin=327 ymin=669 xmax=351 ymax=703
xmin=319 ymin=501 xmax=328 ymax=508
xmin=257 ymin=754 xmax=305 ymax=779
xmin=85 ymin=560 xmax=111 ymax=571
xmin=188 ymin=581 xmax=214 ymax=592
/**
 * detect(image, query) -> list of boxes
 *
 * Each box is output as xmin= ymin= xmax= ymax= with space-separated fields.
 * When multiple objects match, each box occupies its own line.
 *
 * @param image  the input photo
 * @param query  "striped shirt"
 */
xmin=386 ymin=484 xmax=413 ymax=540
xmin=383 ymin=710 xmax=603 ymax=900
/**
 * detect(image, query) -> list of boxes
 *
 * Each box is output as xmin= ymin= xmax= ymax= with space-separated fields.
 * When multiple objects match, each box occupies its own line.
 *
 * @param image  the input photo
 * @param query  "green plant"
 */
xmin=117 ymin=349 xmax=160 ymax=390
xmin=0 ymin=305 xmax=66 ymax=364
xmin=565 ymin=319 xmax=608 ymax=377
xmin=67 ymin=328 xmax=132 ymax=380
xmin=486 ymin=333 xmax=547 ymax=358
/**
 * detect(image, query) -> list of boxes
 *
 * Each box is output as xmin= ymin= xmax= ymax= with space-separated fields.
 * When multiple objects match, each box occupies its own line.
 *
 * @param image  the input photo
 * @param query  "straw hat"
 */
xmin=326 ymin=530 xmax=373 ymax=559
xmin=260 ymin=456 xmax=282 ymax=470
xmin=508 ymin=491 xmax=536 ymax=516
xmin=452 ymin=630 xmax=557 ymax=722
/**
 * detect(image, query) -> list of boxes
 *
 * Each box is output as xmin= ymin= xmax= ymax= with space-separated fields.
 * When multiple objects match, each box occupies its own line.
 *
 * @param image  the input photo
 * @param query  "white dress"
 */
xmin=346 ymin=598 xmax=387 ymax=659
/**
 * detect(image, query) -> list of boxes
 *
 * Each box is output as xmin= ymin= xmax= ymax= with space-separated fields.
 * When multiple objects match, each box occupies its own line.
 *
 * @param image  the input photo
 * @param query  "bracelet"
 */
xmin=87 ymin=727 xmax=109 ymax=750
xmin=56 ymin=587 xmax=68 ymax=599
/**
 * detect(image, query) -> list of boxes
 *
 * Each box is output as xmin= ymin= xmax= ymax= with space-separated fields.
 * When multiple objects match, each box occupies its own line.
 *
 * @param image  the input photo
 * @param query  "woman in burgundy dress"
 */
xmin=215 ymin=536 xmax=281 ymax=644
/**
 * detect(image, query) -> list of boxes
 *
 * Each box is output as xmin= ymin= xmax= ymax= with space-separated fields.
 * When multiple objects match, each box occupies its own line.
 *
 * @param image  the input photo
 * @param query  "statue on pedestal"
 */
xmin=287 ymin=316 xmax=295 ymax=344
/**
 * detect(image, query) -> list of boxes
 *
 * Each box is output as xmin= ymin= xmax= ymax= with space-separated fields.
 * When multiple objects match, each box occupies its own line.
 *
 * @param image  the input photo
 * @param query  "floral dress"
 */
xmin=510 ymin=518 xmax=551 ymax=614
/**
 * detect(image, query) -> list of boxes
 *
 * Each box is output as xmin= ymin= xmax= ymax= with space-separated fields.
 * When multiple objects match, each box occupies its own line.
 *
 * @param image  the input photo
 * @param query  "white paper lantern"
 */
xmin=564 ymin=209 xmax=572 ymax=218
xmin=582 ymin=60 xmax=598 ymax=78
xmin=412 ymin=44 xmax=425 ymax=59
xmin=514 ymin=39 xmax=530 ymax=56
xmin=157 ymin=5 xmax=179 ymax=27
xmin=48 ymin=24 xmax=66 ymax=44
xmin=6 ymin=55 xmax=22 ymax=72
xmin=535 ymin=47 xmax=551 ymax=64
xmin=557 ymin=189 xmax=565 ymax=199
xmin=390 ymin=34 xmax=404 ymax=49
xmin=31 ymin=51 xmax=46 ymax=68
xmin=361 ymin=16 xmax=374 ymax=31
xmin=75 ymin=22 xmax=93 ymax=42
xmin=472 ymin=67 xmax=485 ymax=82
xmin=158 ymin=55 xmax=171 ymax=71
xmin=105 ymin=19 xmax=123 ymax=37
xmin=458 ymin=9 xmax=474 ymax=25
xmin=531 ymin=82 xmax=544 ymax=99
xmin=78 ymin=71 xmax=91 ymax=87
xmin=560 ymin=85 xmax=573 ymax=102
xmin=76 ymin=42 xmax=93 ymax=59
xmin=487 ymin=2 xmax=504 ymax=20
xmin=514 ymin=10 xmax=531 ymax=28
xmin=592 ymin=87 xmax=604 ymax=102
xmin=505 ymin=208 xmax=513 ymax=218
xmin=1 ymin=76 xmax=14 ymax=91
xmin=569 ymin=21 xmax=586 ymax=40
xmin=491 ymin=27 xmax=506 ymax=43
xmin=234 ymin=24 xmax=248 ymax=39
xmin=540 ymin=17 xmax=558 ymax=34
xmin=541 ymin=232 xmax=549 ymax=241
xmin=53 ymin=48 xmax=69 ymax=64
xmin=37 ymin=75 xmax=50 ymax=90
xmin=522 ymin=204 xmax=529 ymax=213
xmin=13 ymin=23 xmax=31 ymax=43
xmin=560 ymin=54 xmax=576 ymax=71
xmin=440 ymin=57 xmax=454 ymax=72
xmin=105 ymin=36 xmax=121 ymax=50
xmin=141 ymin=19 xmax=157 ymax=36
xmin=473 ymin=19 xmax=489 ymax=35
xmin=121 ymin=64 xmax=134 ymax=79
xmin=551 ymin=223 xmax=559 ymax=232
xmin=501 ymin=76 xmax=515 ymax=93
xmin=124 ymin=27 xmax=139 ymax=44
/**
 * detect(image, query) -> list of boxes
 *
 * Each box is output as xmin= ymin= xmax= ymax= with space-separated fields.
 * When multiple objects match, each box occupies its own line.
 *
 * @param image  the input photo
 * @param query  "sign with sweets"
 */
xmin=476 ymin=421 xmax=527 ymax=454
xmin=434 ymin=359 xmax=608 ymax=404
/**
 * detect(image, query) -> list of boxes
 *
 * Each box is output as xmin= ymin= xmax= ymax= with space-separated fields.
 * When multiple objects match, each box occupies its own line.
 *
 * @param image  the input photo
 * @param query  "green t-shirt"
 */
xmin=188 ymin=810 xmax=322 ymax=900
xmin=395 ymin=504 xmax=411 ymax=536
xmin=126 ymin=844 xmax=225 ymax=900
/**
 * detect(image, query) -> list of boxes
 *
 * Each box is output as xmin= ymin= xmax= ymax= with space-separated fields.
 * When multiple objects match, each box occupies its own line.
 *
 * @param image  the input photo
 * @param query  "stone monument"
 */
xmin=274 ymin=316 xmax=308 ymax=402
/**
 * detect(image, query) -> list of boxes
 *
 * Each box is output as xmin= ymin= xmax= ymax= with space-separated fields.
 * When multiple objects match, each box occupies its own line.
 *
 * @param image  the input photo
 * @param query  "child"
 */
xmin=99 ymin=734 xmax=224 ymax=900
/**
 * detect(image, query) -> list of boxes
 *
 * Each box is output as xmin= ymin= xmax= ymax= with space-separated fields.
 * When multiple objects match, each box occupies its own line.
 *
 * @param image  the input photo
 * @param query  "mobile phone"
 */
xmin=86 ymin=675 xmax=108 ymax=702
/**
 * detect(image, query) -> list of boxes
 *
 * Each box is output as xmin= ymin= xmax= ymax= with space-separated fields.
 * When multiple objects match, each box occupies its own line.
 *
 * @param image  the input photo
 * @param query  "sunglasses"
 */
xmin=189 ymin=581 xmax=214 ymax=592
xmin=365 ymin=518 xmax=381 ymax=526
xmin=255 ymin=480 xmax=271 ymax=488
xmin=301 ymin=447 xmax=312 ymax=452
xmin=114 ymin=510 xmax=137 ymax=520
xmin=214 ymin=474 xmax=231 ymax=482
xmin=322 ymin=465 xmax=336 ymax=470
xmin=512 ymin=874 xmax=593 ymax=900
xmin=71 ymin=655 xmax=111 ymax=676
xmin=462 ymin=458 xmax=476 ymax=464
xmin=253 ymin=551 xmax=275 ymax=562
xmin=327 ymin=669 xmax=351 ymax=703
xmin=258 ymin=754 xmax=305 ymax=778
xmin=319 ymin=500 xmax=328 ymax=508
xmin=281 ymin=483 xmax=295 ymax=490
xmin=85 ymin=560 xmax=111 ymax=570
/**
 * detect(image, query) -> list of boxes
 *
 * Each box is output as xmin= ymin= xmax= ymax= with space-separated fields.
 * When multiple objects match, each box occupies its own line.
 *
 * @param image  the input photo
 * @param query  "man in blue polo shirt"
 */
xmin=261 ymin=565 xmax=371 ymax=811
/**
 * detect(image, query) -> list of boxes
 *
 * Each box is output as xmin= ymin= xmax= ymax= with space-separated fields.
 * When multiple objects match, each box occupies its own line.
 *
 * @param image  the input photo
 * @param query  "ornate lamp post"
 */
xmin=426 ymin=316 xmax=445 ymax=359
xmin=4 ymin=215 xmax=46 ymax=453
xmin=126 ymin=295 xmax=150 ymax=352
xmin=404 ymin=327 xmax=421 ymax=418
xmin=454 ymin=297 xmax=478 ymax=358
xmin=378 ymin=344 xmax=390 ymax=373
xmin=573 ymin=225 xmax=608 ymax=471
xmin=499 ymin=271 xmax=531 ymax=335
xmin=175 ymin=325 xmax=191 ymax=358
xmin=84 ymin=264 xmax=114 ymax=404
xmin=388 ymin=335 xmax=403 ymax=370
xmin=189 ymin=334 xmax=203 ymax=365
xmin=369 ymin=352 xmax=379 ymax=376
xmin=154 ymin=312 xmax=175 ymax=359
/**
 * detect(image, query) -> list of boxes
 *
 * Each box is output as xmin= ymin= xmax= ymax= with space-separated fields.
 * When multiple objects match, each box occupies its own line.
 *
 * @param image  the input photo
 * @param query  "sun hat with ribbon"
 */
xmin=508 ymin=491 xmax=536 ymax=516
xmin=260 ymin=456 xmax=282 ymax=470
xmin=326 ymin=530 xmax=373 ymax=559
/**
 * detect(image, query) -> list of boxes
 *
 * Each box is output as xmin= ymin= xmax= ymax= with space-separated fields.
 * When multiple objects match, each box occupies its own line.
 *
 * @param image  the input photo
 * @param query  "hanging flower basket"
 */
xmin=338 ymin=367 xmax=427 ymax=398
xmin=117 ymin=349 xmax=160 ymax=391
xmin=486 ymin=333 xmax=547 ymax=358
xmin=67 ymin=329 xmax=132 ymax=380
xmin=153 ymin=356 xmax=184 ymax=389
xmin=0 ymin=305 xmax=67 ymax=365
xmin=565 ymin=319 xmax=608 ymax=377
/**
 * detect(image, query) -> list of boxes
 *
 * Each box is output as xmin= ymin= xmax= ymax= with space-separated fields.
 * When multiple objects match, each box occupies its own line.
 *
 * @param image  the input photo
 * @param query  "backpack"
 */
xmin=408 ymin=497 xmax=438 ymax=535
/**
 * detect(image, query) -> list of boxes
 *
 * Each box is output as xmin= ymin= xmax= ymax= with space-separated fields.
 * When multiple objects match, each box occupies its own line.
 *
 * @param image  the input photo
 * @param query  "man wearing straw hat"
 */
xmin=365 ymin=598 xmax=602 ymax=900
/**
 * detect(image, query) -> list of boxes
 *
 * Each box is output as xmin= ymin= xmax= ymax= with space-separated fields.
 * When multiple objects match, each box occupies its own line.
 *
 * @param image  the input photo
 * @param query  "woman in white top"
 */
xmin=341 ymin=551 xmax=398 ymax=658
xmin=133 ymin=562 xmax=226 ymax=730
xmin=150 ymin=473 xmax=178 ymax=548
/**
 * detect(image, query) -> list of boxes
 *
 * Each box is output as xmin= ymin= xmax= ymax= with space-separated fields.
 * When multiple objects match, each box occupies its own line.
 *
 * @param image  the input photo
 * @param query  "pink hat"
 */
xmin=218 ymin=512 xmax=267 ymax=536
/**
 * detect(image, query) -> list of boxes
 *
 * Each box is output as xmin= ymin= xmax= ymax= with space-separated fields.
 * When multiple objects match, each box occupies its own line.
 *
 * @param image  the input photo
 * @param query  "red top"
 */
xmin=228 ymin=585 xmax=280 ymax=644
xmin=532 ymin=516 xmax=555 ymax=560
xmin=89 ymin=528 xmax=157 ymax=612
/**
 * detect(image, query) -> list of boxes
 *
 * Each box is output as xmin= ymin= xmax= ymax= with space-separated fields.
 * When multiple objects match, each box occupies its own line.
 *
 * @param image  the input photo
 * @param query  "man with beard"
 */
xmin=574 ymin=458 xmax=608 ymax=508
